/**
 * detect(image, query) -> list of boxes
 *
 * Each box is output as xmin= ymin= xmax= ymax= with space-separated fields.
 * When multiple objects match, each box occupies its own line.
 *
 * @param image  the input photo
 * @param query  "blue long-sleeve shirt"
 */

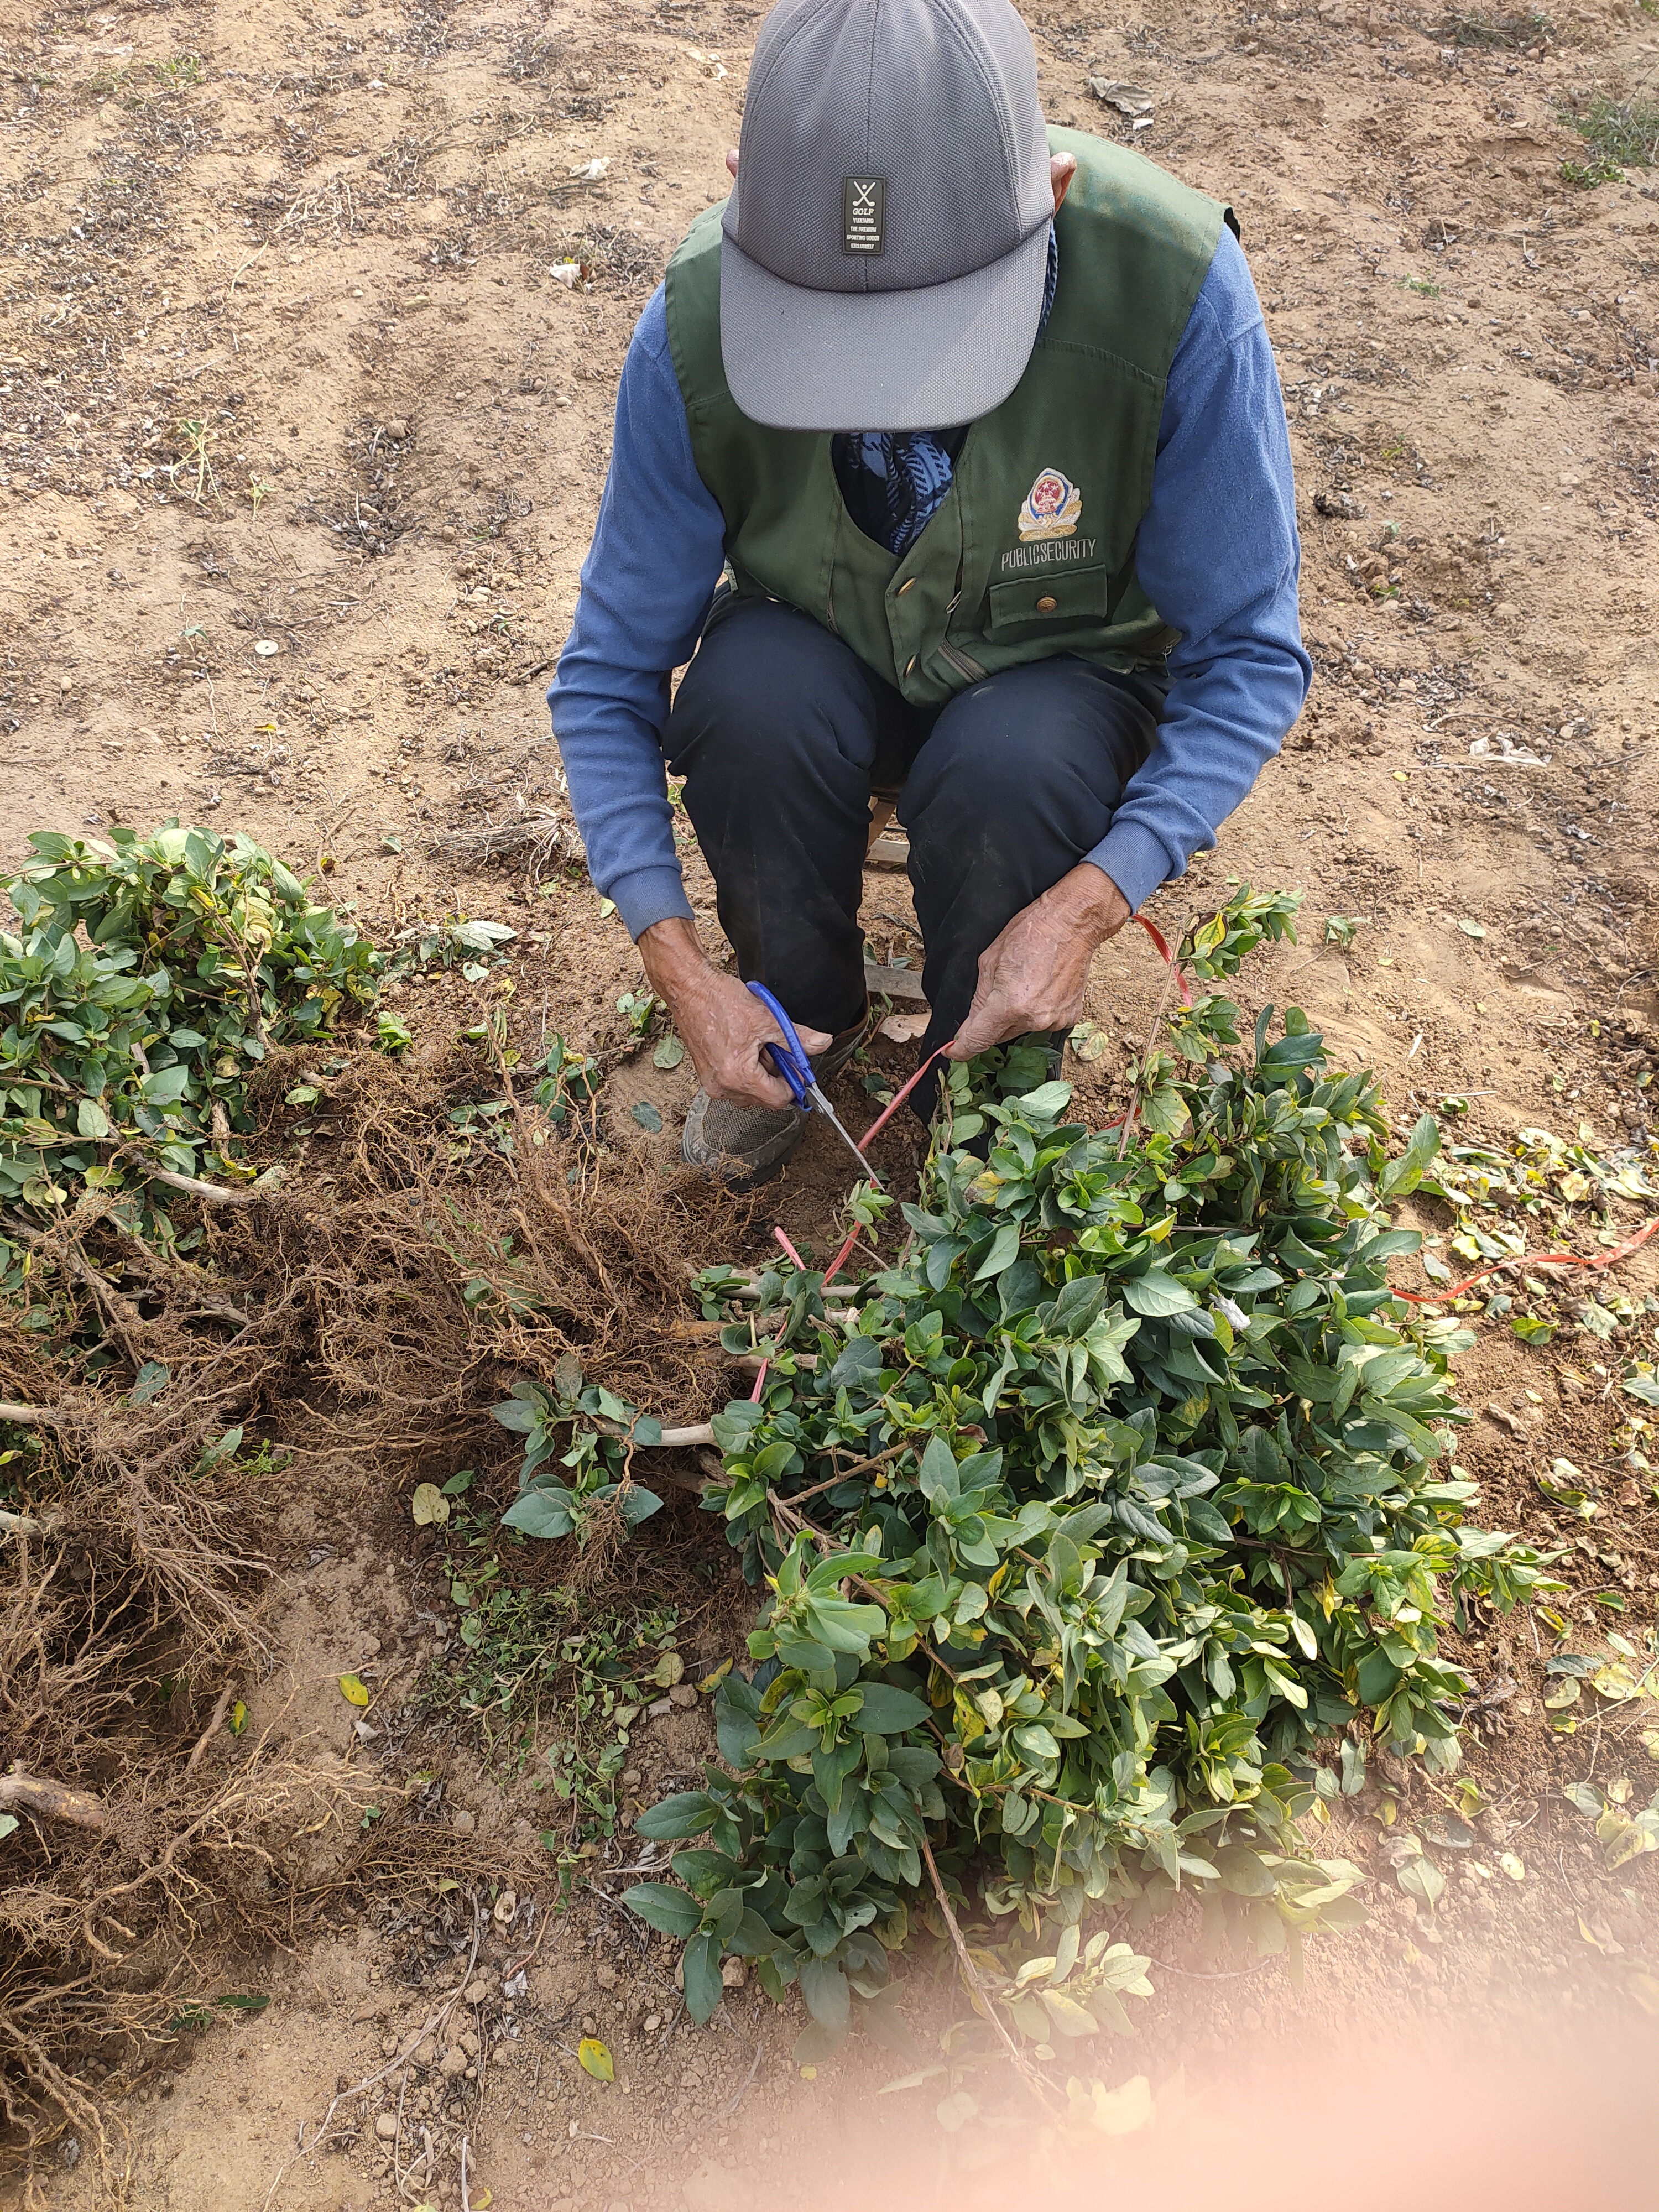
xmin=550 ymin=224 xmax=1310 ymax=941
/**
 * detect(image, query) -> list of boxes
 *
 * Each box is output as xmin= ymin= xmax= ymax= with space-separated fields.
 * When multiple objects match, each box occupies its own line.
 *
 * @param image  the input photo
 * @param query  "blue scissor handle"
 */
xmin=747 ymin=981 xmax=813 ymax=1109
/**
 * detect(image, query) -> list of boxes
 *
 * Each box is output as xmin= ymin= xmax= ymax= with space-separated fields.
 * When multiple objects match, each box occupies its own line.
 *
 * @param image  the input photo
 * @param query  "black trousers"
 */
xmin=663 ymin=598 xmax=1167 ymax=1069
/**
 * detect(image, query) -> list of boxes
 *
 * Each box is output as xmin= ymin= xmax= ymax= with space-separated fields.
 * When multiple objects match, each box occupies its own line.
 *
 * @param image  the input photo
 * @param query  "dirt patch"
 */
xmin=4 ymin=0 xmax=1659 ymax=2202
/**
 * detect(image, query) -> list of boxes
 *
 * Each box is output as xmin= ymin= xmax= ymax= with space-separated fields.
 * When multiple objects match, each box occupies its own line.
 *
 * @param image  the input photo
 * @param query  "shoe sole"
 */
xmin=681 ymin=1093 xmax=807 ymax=1190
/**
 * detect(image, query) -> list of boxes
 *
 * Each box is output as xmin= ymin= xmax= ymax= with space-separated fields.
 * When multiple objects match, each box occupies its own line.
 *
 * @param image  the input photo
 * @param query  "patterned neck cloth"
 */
xmin=832 ymin=226 xmax=1060 ymax=561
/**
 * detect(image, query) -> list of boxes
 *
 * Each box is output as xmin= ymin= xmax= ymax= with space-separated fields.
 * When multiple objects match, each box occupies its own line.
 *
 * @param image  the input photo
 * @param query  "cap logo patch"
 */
xmin=842 ymin=176 xmax=886 ymax=256
xmin=1018 ymin=467 xmax=1082 ymax=541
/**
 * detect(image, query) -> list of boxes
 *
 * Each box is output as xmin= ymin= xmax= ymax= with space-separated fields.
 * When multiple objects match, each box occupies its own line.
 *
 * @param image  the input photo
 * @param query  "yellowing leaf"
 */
xmin=1602 ymin=1818 xmax=1657 ymax=1871
xmin=1498 ymin=1850 xmax=1525 ymax=1881
xmin=410 ymin=1481 xmax=450 ymax=1528
xmin=648 ymin=1650 xmax=685 ymax=1689
xmin=1592 ymin=1661 xmax=1643 ymax=1702
xmin=697 ymin=1657 xmax=733 ymax=1696
xmin=1039 ymin=1987 xmax=1101 ymax=2037
xmin=473 ymin=2194 xmax=493 ymax=2209
xmin=338 ymin=1674 xmax=372 ymax=1708
xmin=229 ymin=1699 xmax=248 ymax=1736
xmin=578 ymin=2037 xmax=614 ymax=2083
xmin=1076 ymin=2073 xmax=1155 ymax=2138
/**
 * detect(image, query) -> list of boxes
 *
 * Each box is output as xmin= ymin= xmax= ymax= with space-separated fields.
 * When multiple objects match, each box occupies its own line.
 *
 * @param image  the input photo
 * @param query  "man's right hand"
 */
xmin=637 ymin=917 xmax=831 ymax=1112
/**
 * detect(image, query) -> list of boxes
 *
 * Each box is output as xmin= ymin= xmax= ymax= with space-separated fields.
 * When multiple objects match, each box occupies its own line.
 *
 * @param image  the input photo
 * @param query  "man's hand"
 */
xmin=946 ymin=863 xmax=1130 ymax=1061
xmin=638 ymin=917 xmax=831 ymax=1110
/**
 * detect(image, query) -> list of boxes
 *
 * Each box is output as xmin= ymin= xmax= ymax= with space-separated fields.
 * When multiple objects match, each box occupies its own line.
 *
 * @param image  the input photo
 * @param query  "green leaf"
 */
xmin=140 ymin=1063 xmax=192 ymax=1105
xmin=630 ymin=1099 xmax=664 ymax=1132
xmin=76 ymin=1097 xmax=112 ymax=1140
xmin=129 ymin=1360 xmax=171 ymax=1406
xmin=682 ymin=1930 xmax=724 ymax=2025
xmin=917 ymin=1435 xmax=959 ymax=1501
xmin=622 ymin=1883 xmax=702 ymax=1938
xmin=634 ymin=1791 xmax=720 ymax=1840
xmin=1397 ymin=1856 xmax=1446 ymax=1912
xmin=853 ymin=1683 xmax=931 ymax=1735
xmin=973 ymin=1222 xmax=1021 ymax=1281
xmin=1018 ymin=1080 xmax=1073 ymax=1118
xmin=489 ymin=1398 xmax=542 ymax=1434
xmin=1121 ymin=1270 xmax=1197 ymax=1317
xmin=653 ymin=1033 xmax=686 ymax=1070
xmin=1013 ymin=1723 xmax=1060 ymax=1762
xmin=799 ymin=1958 xmax=850 ymax=2034
xmin=499 ymin=1489 xmax=575 ymax=1540
xmin=1380 ymin=1112 xmax=1441 ymax=1199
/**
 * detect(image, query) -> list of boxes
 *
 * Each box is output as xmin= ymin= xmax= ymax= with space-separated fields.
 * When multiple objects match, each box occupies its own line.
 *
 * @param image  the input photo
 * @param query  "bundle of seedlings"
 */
xmin=591 ymin=891 xmax=1561 ymax=2101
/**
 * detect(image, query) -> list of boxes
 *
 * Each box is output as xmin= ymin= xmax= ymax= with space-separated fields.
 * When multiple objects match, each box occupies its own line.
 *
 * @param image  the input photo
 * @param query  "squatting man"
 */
xmin=551 ymin=0 xmax=1309 ymax=1185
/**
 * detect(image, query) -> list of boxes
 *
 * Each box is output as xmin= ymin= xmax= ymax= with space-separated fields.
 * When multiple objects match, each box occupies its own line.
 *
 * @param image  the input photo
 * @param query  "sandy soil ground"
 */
xmin=4 ymin=0 xmax=1659 ymax=2201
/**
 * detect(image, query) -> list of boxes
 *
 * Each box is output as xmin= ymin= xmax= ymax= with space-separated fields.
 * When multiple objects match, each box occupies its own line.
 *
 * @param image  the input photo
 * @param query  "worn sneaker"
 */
xmin=681 ymin=1020 xmax=867 ymax=1189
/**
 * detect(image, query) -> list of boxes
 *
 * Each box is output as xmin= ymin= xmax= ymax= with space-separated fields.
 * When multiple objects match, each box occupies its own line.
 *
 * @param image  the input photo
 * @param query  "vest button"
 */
xmin=1036 ymin=594 xmax=1057 ymax=613
xmin=897 ymin=578 xmax=915 ymax=595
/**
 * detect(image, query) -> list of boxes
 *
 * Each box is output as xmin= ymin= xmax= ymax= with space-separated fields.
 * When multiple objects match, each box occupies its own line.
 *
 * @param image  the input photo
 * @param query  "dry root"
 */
xmin=0 ymin=1036 xmax=749 ymax=2177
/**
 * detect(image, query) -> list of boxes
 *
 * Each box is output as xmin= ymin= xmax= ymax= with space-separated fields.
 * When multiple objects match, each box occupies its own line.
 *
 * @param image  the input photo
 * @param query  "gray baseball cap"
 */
xmin=719 ymin=0 xmax=1053 ymax=434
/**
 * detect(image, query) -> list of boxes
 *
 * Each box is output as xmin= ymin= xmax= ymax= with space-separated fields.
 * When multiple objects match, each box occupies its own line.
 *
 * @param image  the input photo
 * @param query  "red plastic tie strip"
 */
xmin=1128 ymin=912 xmax=1192 ymax=1008
xmin=1392 ymin=1215 xmax=1659 ymax=1306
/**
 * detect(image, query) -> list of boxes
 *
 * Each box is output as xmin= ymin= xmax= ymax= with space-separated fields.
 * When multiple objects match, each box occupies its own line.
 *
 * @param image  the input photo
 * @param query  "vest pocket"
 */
xmin=985 ymin=564 xmax=1112 ymax=634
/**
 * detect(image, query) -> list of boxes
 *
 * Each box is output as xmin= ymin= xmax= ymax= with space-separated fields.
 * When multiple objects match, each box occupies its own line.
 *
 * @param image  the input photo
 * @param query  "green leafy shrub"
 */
xmin=623 ymin=893 xmax=1558 ymax=2071
xmin=0 ymin=825 xmax=377 ymax=1245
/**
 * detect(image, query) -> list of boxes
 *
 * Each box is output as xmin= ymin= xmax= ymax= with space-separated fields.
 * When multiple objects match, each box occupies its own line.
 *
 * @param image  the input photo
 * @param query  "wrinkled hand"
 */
xmin=638 ymin=918 xmax=830 ymax=1111
xmin=946 ymin=863 xmax=1130 ymax=1061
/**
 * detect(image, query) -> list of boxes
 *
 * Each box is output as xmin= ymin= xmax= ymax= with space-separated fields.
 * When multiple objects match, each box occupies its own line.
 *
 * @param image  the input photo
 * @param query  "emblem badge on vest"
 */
xmin=1017 ymin=467 xmax=1082 ymax=542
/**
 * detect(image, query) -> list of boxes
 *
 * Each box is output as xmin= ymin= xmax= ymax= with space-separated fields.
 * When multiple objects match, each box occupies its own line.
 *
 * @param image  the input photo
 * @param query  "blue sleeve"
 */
xmin=1090 ymin=224 xmax=1311 ymax=914
xmin=548 ymin=285 xmax=729 ymax=939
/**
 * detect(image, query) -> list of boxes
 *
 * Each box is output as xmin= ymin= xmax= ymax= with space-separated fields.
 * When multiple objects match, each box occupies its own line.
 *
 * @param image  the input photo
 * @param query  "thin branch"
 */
xmin=653 ymin=1422 xmax=714 ymax=1449
xmin=148 ymin=1166 xmax=269 ymax=1207
xmin=0 ymin=1770 xmax=111 ymax=1832
xmin=918 ymin=1835 xmax=1057 ymax=2115
xmin=0 ymin=1505 xmax=59 ymax=1538
xmin=798 ymin=1436 xmax=913 ymax=1492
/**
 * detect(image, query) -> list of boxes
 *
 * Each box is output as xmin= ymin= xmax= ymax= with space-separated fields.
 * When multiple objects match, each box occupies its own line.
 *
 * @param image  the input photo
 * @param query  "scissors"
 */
xmin=747 ymin=981 xmax=883 ymax=1185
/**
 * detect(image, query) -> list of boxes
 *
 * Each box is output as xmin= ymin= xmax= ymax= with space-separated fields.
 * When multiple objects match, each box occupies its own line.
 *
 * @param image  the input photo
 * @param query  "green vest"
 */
xmin=662 ymin=130 xmax=1227 ymax=708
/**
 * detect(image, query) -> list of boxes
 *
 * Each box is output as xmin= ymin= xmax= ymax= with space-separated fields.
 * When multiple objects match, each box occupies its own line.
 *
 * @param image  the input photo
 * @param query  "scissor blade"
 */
xmin=807 ymin=1084 xmax=883 ymax=1183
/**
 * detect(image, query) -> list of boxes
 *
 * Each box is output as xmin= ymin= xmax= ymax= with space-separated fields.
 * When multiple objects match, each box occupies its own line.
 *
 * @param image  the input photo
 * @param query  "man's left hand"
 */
xmin=946 ymin=863 xmax=1130 ymax=1060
